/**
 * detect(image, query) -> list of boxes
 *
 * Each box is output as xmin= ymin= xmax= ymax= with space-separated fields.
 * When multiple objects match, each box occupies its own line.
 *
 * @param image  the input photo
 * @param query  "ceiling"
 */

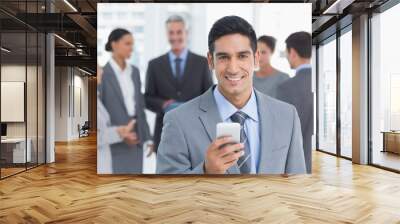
xmin=0 ymin=0 xmax=394 ymax=73
xmin=0 ymin=0 xmax=98 ymax=74
xmin=310 ymin=0 xmax=391 ymax=44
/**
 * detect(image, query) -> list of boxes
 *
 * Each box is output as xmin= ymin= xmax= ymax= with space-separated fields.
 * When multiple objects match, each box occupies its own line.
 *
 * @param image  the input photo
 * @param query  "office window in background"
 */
xmin=318 ymin=37 xmax=337 ymax=155
xmin=371 ymin=2 xmax=400 ymax=171
xmin=390 ymin=74 xmax=400 ymax=130
xmin=340 ymin=28 xmax=352 ymax=158
xmin=97 ymin=3 xmax=311 ymax=83
xmin=97 ymin=4 xmax=150 ymax=85
xmin=312 ymin=46 xmax=317 ymax=151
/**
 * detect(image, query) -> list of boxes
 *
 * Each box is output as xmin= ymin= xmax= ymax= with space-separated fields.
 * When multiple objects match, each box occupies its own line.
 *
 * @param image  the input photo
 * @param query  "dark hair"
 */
xmin=285 ymin=31 xmax=311 ymax=58
xmin=105 ymin=28 xmax=131 ymax=52
xmin=257 ymin=35 xmax=277 ymax=53
xmin=208 ymin=16 xmax=257 ymax=54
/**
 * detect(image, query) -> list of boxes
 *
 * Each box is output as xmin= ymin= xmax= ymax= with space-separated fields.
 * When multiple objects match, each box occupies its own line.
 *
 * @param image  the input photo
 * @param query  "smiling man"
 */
xmin=145 ymin=15 xmax=213 ymax=153
xmin=156 ymin=16 xmax=306 ymax=174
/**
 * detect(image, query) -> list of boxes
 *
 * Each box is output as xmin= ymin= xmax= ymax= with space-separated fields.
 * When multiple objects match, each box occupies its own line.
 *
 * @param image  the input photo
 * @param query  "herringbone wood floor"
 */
xmin=1 ymin=134 xmax=400 ymax=224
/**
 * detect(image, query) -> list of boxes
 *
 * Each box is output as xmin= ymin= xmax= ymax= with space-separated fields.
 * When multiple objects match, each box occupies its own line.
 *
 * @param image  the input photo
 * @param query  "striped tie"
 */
xmin=230 ymin=111 xmax=251 ymax=174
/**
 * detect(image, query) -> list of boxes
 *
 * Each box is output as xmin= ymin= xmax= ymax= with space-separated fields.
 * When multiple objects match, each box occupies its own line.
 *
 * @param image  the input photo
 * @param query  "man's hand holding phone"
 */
xmin=204 ymin=123 xmax=244 ymax=174
xmin=204 ymin=137 xmax=244 ymax=174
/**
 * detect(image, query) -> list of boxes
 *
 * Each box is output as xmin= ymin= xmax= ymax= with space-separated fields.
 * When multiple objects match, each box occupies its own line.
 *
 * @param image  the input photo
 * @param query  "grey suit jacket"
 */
xmin=98 ymin=63 xmax=151 ymax=174
xmin=156 ymin=86 xmax=306 ymax=174
xmin=277 ymin=67 xmax=313 ymax=173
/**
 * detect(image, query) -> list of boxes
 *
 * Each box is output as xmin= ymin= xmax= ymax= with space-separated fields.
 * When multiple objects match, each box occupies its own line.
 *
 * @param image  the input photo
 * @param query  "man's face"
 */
xmin=166 ymin=21 xmax=187 ymax=52
xmin=208 ymin=33 xmax=259 ymax=98
xmin=257 ymin=41 xmax=273 ymax=66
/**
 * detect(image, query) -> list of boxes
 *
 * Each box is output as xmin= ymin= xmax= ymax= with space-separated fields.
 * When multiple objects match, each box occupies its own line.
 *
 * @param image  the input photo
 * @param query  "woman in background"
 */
xmin=98 ymin=28 xmax=153 ymax=174
xmin=253 ymin=35 xmax=289 ymax=98
xmin=97 ymin=65 xmax=136 ymax=174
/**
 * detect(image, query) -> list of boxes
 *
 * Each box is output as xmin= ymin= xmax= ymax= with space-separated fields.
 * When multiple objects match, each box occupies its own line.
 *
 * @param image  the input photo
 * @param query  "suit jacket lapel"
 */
xmin=198 ymin=86 xmax=240 ymax=174
xmin=104 ymin=63 xmax=127 ymax=114
xmin=131 ymin=68 xmax=140 ymax=115
xmin=198 ymin=86 xmax=220 ymax=142
xmin=161 ymin=53 xmax=179 ymax=88
xmin=255 ymin=90 xmax=276 ymax=173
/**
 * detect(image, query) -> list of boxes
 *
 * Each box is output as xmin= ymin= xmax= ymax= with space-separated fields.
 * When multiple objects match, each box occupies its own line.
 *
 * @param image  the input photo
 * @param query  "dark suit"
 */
xmin=98 ymin=63 xmax=151 ymax=174
xmin=145 ymin=51 xmax=213 ymax=152
xmin=277 ymin=66 xmax=313 ymax=173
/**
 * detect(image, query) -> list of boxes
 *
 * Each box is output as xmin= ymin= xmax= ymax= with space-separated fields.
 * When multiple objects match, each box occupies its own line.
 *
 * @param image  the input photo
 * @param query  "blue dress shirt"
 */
xmin=213 ymin=87 xmax=261 ymax=174
xmin=168 ymin=48 xmax=189 ymax=78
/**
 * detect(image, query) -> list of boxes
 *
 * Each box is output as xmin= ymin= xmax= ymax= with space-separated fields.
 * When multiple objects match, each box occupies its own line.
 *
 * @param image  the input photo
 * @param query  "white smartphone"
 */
xmin=216 ymin=122 xmax=241 ymax=143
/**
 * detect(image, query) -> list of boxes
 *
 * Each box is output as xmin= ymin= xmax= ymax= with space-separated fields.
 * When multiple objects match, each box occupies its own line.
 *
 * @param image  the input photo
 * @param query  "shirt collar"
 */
xmin=213 ymin=86 xmax=259 ymax=122
xmin=295 ymin=63 xmax=311 ymax=73
xmin=109 ymin=57 xmax=130 ymax=74
xmin=169 ymin=48 xmax=189 ymax=62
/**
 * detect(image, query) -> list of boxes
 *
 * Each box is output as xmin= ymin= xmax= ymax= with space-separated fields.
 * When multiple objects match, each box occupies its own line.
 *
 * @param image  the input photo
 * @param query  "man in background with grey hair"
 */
xmin=145 ymin=14 xmax=213 ymax=152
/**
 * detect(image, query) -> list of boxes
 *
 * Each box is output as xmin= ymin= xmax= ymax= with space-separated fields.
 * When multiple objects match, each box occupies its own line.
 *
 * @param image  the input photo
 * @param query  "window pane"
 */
xmin=371 ymin=3 xmax=400 ymax=171
xmin=318 ymin=38 xmax=337 ymax=154
xmin=340 ymin=30 xmax=352 ymax=158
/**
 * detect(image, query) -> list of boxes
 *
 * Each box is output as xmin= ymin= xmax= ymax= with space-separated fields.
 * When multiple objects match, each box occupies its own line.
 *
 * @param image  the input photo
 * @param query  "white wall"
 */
xmin=54 ymin=67 xmax=89 ymax=141
xmin=72 ymin=73 xmax=89 ymax=138
xmin=55 ymin=66 xmax=68 ymax=141
xmin=1 ymin=65 xmax=36 ymax=138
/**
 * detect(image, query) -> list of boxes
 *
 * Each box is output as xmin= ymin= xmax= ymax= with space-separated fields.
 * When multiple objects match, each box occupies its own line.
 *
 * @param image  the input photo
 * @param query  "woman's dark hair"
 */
xmin=257 ymin=35 xmax=277 ymax=53
xmin=208 ymin=16 xmax=257 ymax=54
xmin=105 ymin=28 xmax=131 ymax=52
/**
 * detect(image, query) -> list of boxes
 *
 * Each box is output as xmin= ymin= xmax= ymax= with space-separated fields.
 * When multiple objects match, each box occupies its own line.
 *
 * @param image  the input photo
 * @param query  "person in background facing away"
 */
xmin=145 ymin=15 xmax=213 ymax=152
xmin=276 ymin=31 xmax=313 ymax=174
xmin=98 ymin=28 xmax=153 ymax=174
xmin=156 ymin=16 xmax=306 ymax=175
xmin=253 ymin=35 xmax=290 ymax=98
xmin=97 ymin=65 xmax=137 ymax=174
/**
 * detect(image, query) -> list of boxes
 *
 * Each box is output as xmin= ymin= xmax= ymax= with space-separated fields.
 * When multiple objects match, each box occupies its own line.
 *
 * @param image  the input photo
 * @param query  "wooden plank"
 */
xmin=0 ymin=135 xmax=400 ymax=223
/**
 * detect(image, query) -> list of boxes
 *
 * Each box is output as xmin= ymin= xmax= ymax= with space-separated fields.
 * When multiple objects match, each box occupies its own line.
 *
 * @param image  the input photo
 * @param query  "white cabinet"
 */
xmin=1 ymin=138 xmax=32 ymax=163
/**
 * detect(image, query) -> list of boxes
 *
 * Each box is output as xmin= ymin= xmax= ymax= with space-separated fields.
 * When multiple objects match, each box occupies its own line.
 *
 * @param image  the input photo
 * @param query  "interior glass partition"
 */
xmin=0 ymin=0 xmax=46 ymax=179
xmin=0 ymin=23 xmax=28 ymax=178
